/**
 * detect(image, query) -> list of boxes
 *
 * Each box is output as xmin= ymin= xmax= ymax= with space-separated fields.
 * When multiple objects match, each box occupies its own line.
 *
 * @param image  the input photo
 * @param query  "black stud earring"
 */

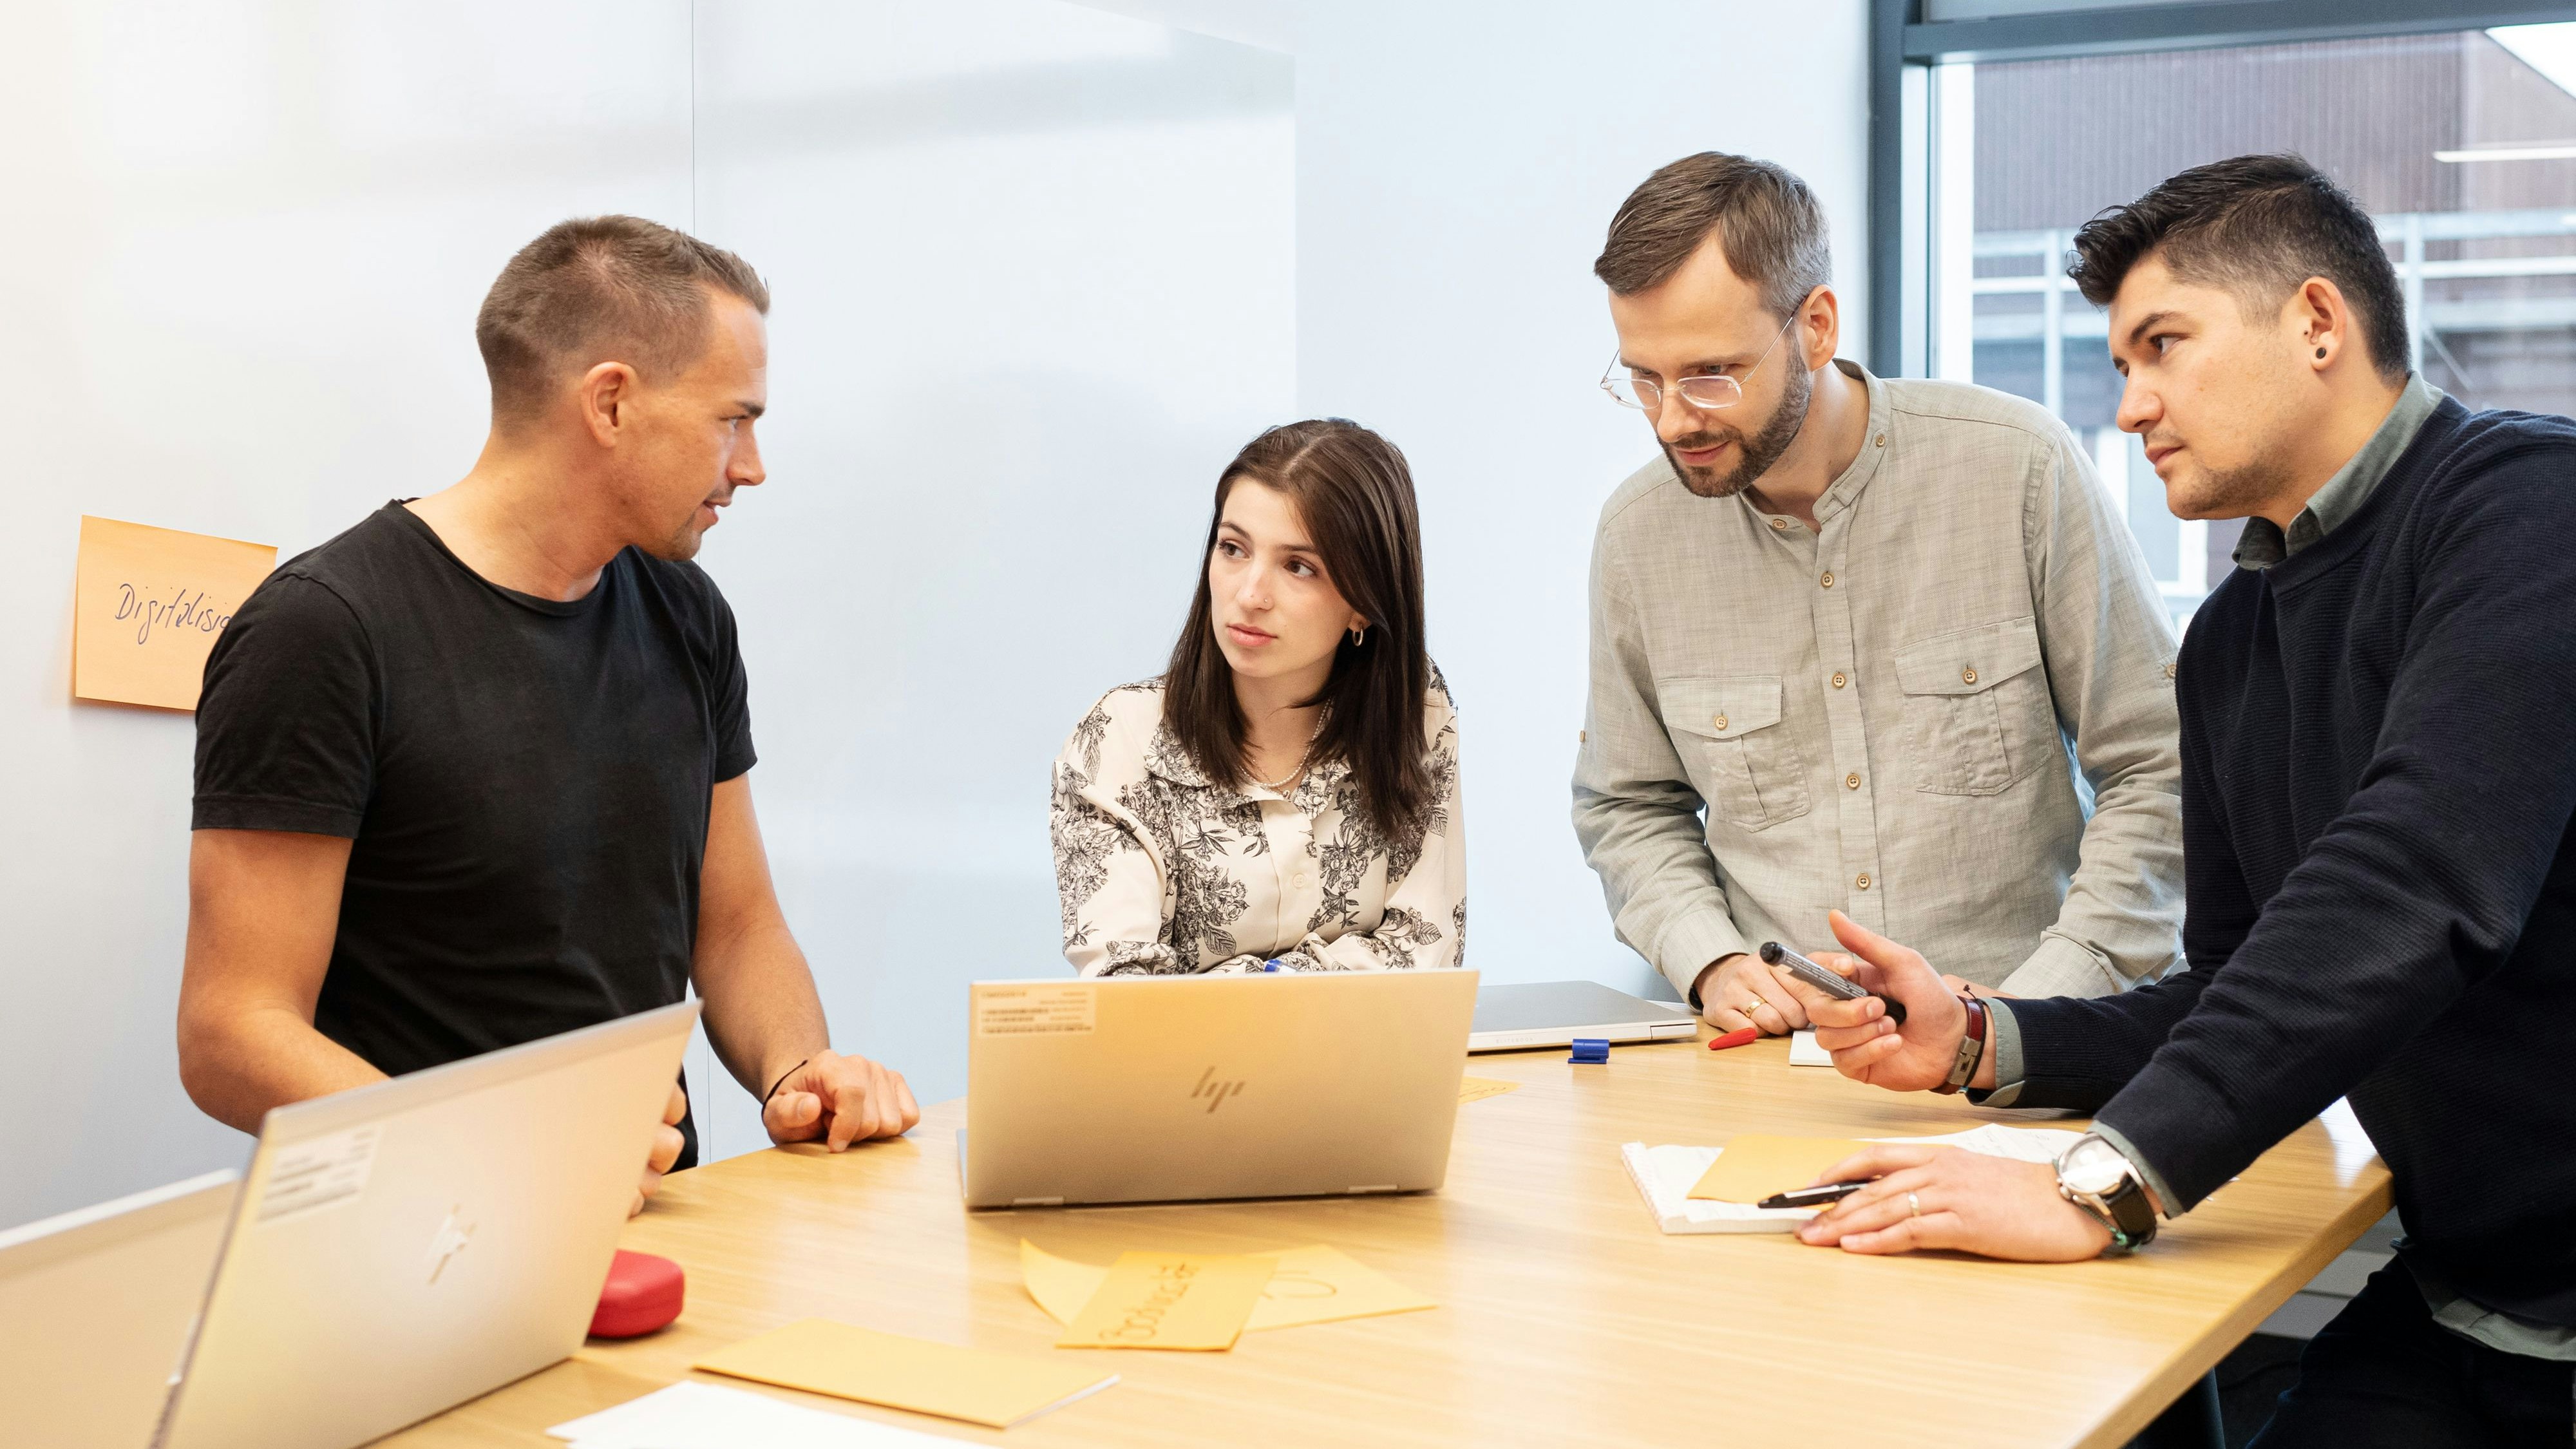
xmin=2315 ymin=346 xmax=2327 ymax=359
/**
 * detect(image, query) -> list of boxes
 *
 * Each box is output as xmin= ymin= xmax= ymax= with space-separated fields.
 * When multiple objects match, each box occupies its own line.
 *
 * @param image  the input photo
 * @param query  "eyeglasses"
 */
xmin=1599 ymin=309 xmax=1800 ymax=412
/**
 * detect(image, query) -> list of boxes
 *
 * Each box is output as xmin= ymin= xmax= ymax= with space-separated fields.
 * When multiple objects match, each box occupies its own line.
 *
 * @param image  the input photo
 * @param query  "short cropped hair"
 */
xmin=2067 ymin=155 xmax=2407 ymax=381
xmin=1595 ymin=153 xmax=1832 ymax=319
xmin=474 ymin=216 xmax=771 ymax=428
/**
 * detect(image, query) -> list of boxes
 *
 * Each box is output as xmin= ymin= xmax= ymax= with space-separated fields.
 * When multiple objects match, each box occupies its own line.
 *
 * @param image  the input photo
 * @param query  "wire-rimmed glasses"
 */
xmin=1598 ymin=309 xmax=1799 ymax=412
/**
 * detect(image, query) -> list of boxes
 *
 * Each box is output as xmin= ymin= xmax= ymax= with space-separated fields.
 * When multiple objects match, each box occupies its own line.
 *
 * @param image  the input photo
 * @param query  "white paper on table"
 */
xmin=1621 ymin=1124 xmax=2088 ymax=1236
xmin=1788 ymin=1030 xmax=1830 ymax=1066
xmin=549 ymin=1381 xmax=974 ymax=1448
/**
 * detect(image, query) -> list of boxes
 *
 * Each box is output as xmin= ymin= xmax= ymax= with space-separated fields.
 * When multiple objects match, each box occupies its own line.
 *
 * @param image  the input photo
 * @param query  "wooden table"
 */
xmin=388 ymin=1029 xmax=2389 ymax=1449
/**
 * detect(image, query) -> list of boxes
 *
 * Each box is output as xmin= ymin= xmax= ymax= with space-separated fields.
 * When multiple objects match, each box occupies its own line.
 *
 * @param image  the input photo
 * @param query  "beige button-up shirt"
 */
xmin=1573 ymin=362 xmax=2184 ymax=998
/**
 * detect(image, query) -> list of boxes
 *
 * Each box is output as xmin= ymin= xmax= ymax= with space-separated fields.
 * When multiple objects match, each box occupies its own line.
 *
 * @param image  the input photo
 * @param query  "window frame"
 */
xmin=1865 ymin=0 xmax=2576 ymax=377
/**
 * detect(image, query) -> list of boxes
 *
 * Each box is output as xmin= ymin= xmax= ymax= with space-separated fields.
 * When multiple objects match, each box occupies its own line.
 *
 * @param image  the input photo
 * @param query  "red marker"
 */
xmin=1707 ymin=1027 xmax=1759 ymax=1051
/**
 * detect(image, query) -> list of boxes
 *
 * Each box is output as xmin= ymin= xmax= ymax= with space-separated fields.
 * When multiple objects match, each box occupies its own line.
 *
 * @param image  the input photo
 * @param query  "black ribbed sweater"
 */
xmin=2006 ymin=397 xmax=2576 ymax=1325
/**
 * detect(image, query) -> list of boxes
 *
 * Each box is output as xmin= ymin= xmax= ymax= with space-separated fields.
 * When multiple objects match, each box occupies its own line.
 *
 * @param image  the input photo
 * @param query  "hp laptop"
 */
xmin=0 ymin=1170 xmax=239 ymax=1449
xmin=1466 ymin=980 xmax=1696 ymax=1052
xmin=152 ymin=1000 xmax=698 ymax=1449
xmin=963 ymin=971 xmax=1478 ymax=1208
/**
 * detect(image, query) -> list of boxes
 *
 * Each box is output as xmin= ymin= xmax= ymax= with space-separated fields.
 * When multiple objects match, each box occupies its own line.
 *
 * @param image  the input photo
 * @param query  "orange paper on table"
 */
xmin=71 ymin=516 xmax=276 ymax=711
xmin=1688 ymin=1135 xmax=1875 ymax=1204
xmin=1055 ymin=1250 xmax=1274 ymax=1350
xmin=693 ymin=1318 xmax=1117 ymax=1428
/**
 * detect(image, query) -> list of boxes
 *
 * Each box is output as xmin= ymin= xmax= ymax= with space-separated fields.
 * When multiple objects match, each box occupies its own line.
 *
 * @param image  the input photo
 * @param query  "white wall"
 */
xmin=1 ymin=0 xmax=1870 ymax=1226
xmin=0 ymin=0 xmax=696 ymax=1230
xmin=684 ymin=1 xmax=1295 ymax=1159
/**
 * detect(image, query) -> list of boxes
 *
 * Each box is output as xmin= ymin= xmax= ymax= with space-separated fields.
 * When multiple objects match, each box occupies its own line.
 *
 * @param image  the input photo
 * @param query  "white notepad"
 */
xmin=550 ymin=1382 xmax=974 ymax=1448
xmin=1788 ymin=1030 xmax=1831 ymax=1066
xmin=1620 ymin=1124 xmax=2088 ymax=1235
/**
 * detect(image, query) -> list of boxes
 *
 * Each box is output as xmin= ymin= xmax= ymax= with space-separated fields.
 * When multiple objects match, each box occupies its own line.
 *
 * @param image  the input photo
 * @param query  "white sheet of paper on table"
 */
xmin=1788 ymin=1030 xmax=1830 ymax=1066
xmin=1620 ymin=1124 xmax=2087 ymax=1235
xmin=549 ymin=1381 xmax=974 ymax=1448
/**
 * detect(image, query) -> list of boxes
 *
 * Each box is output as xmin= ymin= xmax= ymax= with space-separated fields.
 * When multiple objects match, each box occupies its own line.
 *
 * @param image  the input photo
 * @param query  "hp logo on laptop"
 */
xmin=1188 ymin=1067 xmax=1247 ymax=1114
xmin=424 ymin=1205 xmax=476 ymax=1285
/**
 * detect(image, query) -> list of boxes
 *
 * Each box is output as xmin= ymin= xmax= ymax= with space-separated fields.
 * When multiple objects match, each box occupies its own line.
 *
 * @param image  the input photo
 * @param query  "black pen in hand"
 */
xmin=1757 ymin=1180 xmax=1869 ymax=1210
xmin=1759 ymin=941 xmax=1908 ymax=1026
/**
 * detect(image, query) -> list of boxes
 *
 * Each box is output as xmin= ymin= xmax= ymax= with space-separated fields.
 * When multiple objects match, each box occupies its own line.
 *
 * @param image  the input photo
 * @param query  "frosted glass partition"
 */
xmin=688 ymin=1 xmax=1295 ymax=1158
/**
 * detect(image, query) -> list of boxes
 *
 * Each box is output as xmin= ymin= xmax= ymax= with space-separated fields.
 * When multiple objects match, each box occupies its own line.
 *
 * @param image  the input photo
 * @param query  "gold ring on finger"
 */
xmin=1908 ymin=1191 xmax=1922 ymax=1219
xmin=1742 ymin=1001 xmax=1766 ymax=1018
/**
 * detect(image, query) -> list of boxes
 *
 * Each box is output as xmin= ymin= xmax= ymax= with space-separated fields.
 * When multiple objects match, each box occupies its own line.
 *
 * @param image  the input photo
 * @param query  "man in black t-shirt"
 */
xmin=180 ymin=216 xmax=916 ymax=1212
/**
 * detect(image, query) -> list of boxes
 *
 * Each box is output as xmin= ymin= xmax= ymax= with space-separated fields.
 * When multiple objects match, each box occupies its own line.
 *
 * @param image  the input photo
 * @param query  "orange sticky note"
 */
xmin=1055 ymin=1251 xmax=1274 ymax=1351
xmin=1687 ymin=1135 xmax=1875 ymax=1204
xmin=1457 ymin=1076 xmax=1520 ymax=1104
xmin=1022 ymin=1241 xmax=1436 ymax=1332
xmin=72 ymin=516 xmax=276 ymax=711
xmin=693 ymin=1318 xmax=1116 ymax=1428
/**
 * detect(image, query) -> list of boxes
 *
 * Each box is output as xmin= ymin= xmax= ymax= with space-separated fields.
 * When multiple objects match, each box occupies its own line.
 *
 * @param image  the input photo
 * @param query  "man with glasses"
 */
xmin=1573 ymin=152 xmax=2187 ymax=1035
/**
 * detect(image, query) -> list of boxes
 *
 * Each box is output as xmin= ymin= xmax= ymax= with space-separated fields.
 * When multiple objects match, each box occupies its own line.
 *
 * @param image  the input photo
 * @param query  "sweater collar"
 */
xmin=2235 ymin=372 xmax=2446 ymax=571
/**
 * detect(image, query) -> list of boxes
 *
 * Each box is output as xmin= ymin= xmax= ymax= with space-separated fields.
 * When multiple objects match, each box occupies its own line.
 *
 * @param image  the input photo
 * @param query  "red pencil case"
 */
xmin=589 ymin=1249 xmax=685 ymax=1338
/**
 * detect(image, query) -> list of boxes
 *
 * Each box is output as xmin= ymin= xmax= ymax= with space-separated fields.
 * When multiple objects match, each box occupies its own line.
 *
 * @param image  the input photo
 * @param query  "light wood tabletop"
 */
xmin=385 ymin=1028 xmax=2389 ymax=1449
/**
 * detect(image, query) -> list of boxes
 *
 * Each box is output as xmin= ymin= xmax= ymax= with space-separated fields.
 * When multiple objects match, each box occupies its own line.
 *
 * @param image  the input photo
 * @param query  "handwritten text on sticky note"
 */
xmin=73 ymin=516 xmax=276 ymax=712
xmin=1055 ymin=1251 xmax=1273 ymax=1350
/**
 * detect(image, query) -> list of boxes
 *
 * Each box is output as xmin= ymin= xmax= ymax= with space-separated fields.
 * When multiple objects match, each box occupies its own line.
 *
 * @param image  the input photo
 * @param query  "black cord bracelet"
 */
xmin=763 ymin=1056 xmax=812 ymax=1106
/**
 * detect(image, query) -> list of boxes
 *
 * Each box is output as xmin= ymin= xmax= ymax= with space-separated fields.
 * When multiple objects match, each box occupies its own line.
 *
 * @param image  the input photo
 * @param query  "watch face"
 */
xmin=2060 ymin=1137 xmax=2132 ymax=1196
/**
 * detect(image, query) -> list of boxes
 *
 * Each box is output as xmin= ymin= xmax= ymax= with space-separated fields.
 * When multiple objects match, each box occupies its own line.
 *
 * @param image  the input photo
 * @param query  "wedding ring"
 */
xmin=1742 ymin=1001 xmax=1766 ymax=1019
xmin=1907 ymin=1191 xmax=1922 ymax=1219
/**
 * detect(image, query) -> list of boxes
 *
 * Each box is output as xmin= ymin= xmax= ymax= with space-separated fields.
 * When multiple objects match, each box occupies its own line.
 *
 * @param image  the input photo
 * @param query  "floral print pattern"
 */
xmin=1050 ymin=677 xmax=1466 ymax=976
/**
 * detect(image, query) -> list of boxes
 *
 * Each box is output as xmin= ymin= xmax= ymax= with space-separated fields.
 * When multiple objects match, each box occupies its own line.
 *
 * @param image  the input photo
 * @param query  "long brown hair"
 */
xmin=1162 ymin=419 xmax=1432 ymax=839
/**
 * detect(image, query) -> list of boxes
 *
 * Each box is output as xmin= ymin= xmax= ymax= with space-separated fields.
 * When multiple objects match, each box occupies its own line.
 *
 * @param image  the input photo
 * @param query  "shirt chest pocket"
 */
xmin=1658 ymin=676 xmax=1811 ymax=831
xmin=1891 ymin=617 xmax=2058 ymax=796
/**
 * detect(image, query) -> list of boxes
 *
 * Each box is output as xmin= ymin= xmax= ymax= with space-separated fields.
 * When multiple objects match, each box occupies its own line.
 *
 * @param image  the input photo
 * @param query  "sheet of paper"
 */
xmin=1023 ymin=1241 xmax=1436 ymax=1332
xmin=71 ymin=516 xmax=276 ymax=711
xmin=1054 ymin=1250 xmax=1274 ymax=1350
xmin=1624 ymin=1126 xmax=2093 ymax=1235
xmin=549 ymin=1381 xmax=976 ymax=1447
xmin=1788 ymin=1030 xmax=1831 ymax=1066
xmin=1622 ymin=1144 xmax=1817 ymax=1233
xmin=694 ymin=1319 xmax=1115 ymax=1428
xmin=1457 ymin=1075 xmax=1520 ymax=1104
xmin=1688 ymin=1135 xmax=1875 ymax=1204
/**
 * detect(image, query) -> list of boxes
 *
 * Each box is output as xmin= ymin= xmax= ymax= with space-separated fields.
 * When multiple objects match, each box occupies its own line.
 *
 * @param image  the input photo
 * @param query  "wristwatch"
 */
xmin=2054 ymin=1133 xmax=2159 ymax=1254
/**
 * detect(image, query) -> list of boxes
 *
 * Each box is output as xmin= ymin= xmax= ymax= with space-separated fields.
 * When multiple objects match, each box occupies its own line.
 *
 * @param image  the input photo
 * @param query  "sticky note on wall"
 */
xmin=73 ymin=516 xmax=276 ymax=712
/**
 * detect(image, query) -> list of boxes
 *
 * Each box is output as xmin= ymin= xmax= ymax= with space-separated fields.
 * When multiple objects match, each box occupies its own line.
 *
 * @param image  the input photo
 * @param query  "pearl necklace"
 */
xmin=1249 ymin=713 xmax=1325 ymax=792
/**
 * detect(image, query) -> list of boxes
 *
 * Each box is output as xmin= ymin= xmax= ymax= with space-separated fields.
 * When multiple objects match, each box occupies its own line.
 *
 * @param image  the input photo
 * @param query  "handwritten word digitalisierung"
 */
xmin=115 ymin=585 xmax=235 ymax=647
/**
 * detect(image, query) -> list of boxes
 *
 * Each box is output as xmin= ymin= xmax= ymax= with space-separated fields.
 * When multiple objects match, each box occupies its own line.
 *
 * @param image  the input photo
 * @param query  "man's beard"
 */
xmin=1663 ymin=361 xmax=1814 ymax=500
xmin=2168 ymin=441 xmax=2293 ymax=522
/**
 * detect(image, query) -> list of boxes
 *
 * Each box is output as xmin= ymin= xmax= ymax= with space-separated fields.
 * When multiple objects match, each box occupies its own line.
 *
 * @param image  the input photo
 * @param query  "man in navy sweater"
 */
xmin=1772 ymin=155 xmax=2576 ymax=1443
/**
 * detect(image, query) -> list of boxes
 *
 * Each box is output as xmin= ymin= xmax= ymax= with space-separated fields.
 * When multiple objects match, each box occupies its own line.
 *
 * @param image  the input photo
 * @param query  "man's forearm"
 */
xmin=177 ymin=1003 xmax=384 ymax=1133
xmin=694 ymin=917 xmax=831 ymax=1100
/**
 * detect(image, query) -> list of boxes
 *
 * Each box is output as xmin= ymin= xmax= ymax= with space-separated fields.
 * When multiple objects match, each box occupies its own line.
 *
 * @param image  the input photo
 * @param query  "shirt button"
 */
xmin=2164 ymin=662 xmax=2177 ymax=679
xmin=1962 ymin=667 xmax=1978 ymax=685
xmin=1820 ymin=571 xmax=1835 ymax=589
xmin=1293 ymin=873 xmax=1311 ymax=889
xmin=1857 ymin=874 xmax=1871 ymax=890
xmin=1769 ymin=516 xmax=1788 ymax=531
xmin=1832 ymin=672 xmax=1847 ymax=689
xmin=1845 ymin=773 xmax=1861 ymax=790
xmin=1712 ymin=713 xmax=1728 ymax=730
xmin=1874 ymin=432 xmax=1886 ymax=448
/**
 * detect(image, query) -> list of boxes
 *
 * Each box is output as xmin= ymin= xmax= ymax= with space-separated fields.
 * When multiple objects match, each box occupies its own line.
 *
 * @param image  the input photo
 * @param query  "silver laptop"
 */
xmin=1467 ymin=980 xmax=1696 ymax=1052
xmin=0 ymin=1170 xmax=239 ymax=1449
xmin=963 ymin=971 xmax=1478 ymax=1208
xmin=152 ymin=1001 xmax=698 ymax=1449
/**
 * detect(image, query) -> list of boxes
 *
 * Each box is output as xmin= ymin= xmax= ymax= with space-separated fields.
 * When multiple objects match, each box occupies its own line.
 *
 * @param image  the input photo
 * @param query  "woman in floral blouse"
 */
xmin=1051 ymin=419 xmax=1464 ymax=976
